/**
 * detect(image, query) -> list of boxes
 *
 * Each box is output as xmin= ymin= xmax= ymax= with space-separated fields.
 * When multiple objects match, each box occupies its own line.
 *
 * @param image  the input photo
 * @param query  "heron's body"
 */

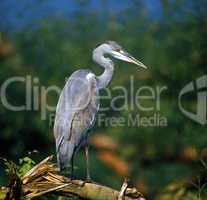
xmin=54 ymin=41 xmax=147 ymax=178
xmin=54 ymin=69 xmax=99 ymax=169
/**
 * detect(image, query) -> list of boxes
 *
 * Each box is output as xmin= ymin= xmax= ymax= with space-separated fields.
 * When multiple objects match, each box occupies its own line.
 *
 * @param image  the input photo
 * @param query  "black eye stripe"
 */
xmin=95 ymin=42 xmax=103 ymax=48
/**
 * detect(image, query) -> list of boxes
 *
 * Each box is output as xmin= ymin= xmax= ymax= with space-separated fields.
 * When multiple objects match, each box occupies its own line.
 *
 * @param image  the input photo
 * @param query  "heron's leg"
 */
xmin=70 ymin=154 xmax=74 ymax=179
xmin=84 ymin=144 xmax=91 ymax=180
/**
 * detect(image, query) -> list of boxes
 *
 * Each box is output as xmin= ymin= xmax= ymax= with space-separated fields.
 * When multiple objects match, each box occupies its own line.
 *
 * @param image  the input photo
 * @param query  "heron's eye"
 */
xmin=115 ymin=49 xmax=124 ymax=54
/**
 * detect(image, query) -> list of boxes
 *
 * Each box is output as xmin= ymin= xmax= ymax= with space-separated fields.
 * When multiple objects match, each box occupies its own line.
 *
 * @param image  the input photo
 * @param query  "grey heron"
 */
xmin=54 ymin=41 xmax=147 ymax=180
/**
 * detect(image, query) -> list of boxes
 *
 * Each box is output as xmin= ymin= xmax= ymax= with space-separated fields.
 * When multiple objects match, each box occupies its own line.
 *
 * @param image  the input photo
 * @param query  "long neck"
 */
xmin=93 ymin=47 xmax=114 ymax=89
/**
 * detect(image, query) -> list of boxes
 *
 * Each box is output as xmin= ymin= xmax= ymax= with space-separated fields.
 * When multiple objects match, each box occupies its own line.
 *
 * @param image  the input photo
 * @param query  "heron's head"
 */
xmin=101 ymin=40 xmax=147 ymax=69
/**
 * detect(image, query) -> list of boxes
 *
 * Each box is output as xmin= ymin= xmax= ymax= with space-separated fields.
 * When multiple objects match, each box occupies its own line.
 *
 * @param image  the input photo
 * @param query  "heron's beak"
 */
xmin=111 ymin=50 xmax=147 ymax=69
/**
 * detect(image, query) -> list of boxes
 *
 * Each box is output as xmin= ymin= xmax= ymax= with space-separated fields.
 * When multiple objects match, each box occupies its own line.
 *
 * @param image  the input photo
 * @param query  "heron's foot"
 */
xmin=83 ymin=177 xmax=97 ymax=184
xmin=85 ymin=178 xmax=92 ymax=183
xmin=68 ymin=173 xmax=77 ymax=180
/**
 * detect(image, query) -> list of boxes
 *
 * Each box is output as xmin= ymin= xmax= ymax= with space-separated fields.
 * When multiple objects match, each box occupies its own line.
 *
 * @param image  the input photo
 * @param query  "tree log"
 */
xmin=0 ymin=156 xmax=145 ymax=200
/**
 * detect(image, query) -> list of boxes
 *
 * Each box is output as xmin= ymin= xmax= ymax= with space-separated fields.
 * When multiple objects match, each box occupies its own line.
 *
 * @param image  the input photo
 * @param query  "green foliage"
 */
xmin=18 ymin=157 xmax=35 ymax=177
xmin=2 ymin=156 xmax=35 ymax=178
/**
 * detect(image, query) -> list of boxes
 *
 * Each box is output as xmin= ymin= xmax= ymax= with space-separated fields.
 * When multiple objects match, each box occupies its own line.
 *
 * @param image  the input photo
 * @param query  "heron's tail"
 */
xmin=56 ymin=140 xmax=75 ymax=171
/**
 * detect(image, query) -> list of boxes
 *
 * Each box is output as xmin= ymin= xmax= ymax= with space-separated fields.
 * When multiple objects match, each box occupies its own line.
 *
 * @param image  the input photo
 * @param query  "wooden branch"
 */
xmin=0 ymin=156 xmax=146 ymax=200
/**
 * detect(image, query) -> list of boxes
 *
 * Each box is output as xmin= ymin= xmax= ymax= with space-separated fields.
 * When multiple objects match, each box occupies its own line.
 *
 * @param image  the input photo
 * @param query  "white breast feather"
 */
xmin=86 ymin=73 xmax=94 ymax=80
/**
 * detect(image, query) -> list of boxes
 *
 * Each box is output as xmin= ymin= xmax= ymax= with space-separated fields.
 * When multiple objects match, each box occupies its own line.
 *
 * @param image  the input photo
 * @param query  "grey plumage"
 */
xmin=54 ymin=41 xmax=147 ymax=177
xmin=54 ymin=70 xmax=99 ymax=169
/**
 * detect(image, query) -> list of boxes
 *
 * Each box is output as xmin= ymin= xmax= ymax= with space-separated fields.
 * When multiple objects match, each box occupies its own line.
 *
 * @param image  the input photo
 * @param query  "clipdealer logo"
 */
xmin=179 ymin=75 xmax=207 ymax=125
xmin=1 ymin=74 xmax=207 ymax=126
xmin=0 ymin=75 xmax=168 ymax=127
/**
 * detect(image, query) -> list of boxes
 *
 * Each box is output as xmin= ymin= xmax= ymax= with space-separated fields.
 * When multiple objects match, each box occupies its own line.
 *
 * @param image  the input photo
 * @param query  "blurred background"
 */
xmin=0 ymin=0 xmax=207 ymax=199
